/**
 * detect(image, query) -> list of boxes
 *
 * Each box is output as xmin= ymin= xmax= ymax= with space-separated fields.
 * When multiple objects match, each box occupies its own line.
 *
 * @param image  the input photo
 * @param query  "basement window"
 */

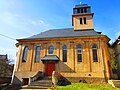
xmin=22 ymin=78 xmax=29 ymax=85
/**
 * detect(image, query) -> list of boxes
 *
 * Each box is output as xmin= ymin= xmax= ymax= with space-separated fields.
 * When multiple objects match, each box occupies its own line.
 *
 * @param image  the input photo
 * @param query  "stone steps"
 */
xmin=112 ymin=80 xmax=120 ymax=88
xmin=21 ymin=76 xmax=53 ymax=90
xmin=21 ymin=85 xmax=53 ymax=89
xmin=108 ymin=80 xmax=120 ymax=88
xmin=30 ymin=77 xmax=52 ymax=86
xmin=30 ymin=81 xmax=52 ymax=87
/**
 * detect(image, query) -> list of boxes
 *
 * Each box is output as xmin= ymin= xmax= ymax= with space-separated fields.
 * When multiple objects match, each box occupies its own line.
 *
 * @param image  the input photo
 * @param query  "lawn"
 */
xmin=56 ymin=83 xmax=117 ymax=90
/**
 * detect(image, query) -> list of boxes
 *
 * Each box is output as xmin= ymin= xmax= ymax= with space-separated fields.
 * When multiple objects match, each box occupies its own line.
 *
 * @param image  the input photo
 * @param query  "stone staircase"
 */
xmin=21 ymin=77 xmax=53 ymax=90
xmin=108 ymin=80 xmax=120 ymax=88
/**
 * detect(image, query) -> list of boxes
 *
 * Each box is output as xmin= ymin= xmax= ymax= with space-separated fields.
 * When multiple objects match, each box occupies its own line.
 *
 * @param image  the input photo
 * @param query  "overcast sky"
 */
xmin=0 ymin=0 xmax=120 ymax=63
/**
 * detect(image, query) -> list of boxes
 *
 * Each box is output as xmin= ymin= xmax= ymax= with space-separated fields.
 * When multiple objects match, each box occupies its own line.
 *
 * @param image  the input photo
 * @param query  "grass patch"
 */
xmin=56 ymin=83 xmax=117 ymax=90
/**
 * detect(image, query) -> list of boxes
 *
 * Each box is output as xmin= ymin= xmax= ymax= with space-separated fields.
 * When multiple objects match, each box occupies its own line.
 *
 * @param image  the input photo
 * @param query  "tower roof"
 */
xmin=74 ymin=4 xmax=91 ymax=8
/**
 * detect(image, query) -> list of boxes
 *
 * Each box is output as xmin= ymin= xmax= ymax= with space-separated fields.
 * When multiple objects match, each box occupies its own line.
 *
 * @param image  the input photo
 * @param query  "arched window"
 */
xmin=35 ymin=46 xmax=40 ymax=62
xmin=77 ymin=45 xmax=82 ymax=62
xmin=62 ymin=45 xmax=67 ymax=62
xmin=48 ymin=46 xmax=54 ymax=54
xmin=92 ymin=44 xmax=98 ymax=62
xmin=22 ymin=47 xmax=28 ymax=62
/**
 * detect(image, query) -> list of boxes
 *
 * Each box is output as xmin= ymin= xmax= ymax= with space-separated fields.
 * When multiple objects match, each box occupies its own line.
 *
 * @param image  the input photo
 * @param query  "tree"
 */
xmin=0 ymin=55 xmax=14 ymax=77
xmin=109 ymin=44 xmax=118 ymax=70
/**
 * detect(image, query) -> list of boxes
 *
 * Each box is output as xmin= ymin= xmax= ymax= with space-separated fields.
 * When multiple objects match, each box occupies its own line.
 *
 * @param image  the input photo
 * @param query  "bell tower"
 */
xmin=72 ymin=4 xmax=94 ymax=30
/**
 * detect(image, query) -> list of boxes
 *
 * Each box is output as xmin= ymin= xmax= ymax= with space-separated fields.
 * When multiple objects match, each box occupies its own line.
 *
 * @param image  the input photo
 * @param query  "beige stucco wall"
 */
xmin=73 ymin=15 xmax=94 ymax=30
xmin=14 ymin=36 xmax=111 ymax=82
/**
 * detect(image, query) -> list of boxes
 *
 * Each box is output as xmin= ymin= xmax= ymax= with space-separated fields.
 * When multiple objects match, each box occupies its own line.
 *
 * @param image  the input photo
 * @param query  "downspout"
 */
xmin=73 ymin=42 xmax=75 ymax=72
xmin=58 ymin=42 xmax=60 ymax=73
xmin=99 ymin=36 xmax=107 ymax=82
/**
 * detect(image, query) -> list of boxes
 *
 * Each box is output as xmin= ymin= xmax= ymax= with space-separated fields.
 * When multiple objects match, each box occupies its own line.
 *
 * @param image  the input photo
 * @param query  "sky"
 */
xmin=0 ymin=0 xmax=120 ymax=63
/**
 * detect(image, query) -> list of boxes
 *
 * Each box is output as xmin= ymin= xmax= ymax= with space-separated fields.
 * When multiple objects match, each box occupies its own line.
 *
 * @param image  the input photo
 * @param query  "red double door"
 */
xmin=46 ymin=63 xmax=55 ymax=76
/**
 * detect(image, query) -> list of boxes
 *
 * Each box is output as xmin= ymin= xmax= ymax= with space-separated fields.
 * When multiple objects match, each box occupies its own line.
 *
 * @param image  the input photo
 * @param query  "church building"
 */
xmin=13 ymin=4 xmax=112 ymax=85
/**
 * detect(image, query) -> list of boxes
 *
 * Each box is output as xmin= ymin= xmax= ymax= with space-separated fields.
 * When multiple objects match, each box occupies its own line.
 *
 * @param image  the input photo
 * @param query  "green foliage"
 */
xmin=109 ymin=48 xmax=118 ymax=70
xmin=56 ymin=83 xmax=117 ymax=90
xmin=0 ymin=58 xmax=13 ymax=77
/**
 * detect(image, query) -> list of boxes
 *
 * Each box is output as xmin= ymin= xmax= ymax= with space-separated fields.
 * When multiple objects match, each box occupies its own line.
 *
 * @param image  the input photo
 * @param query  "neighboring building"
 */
xmin=13 ymin=4 xmax=112 ymax=85
xmin=112 ymin=36 xmax=120 ymax=79
xmin=0 ymin=55 xmax=14 ymax=84
xmin=0 ymin=55 xmax=7 ymax=61
xmin=0 ymin=54 xmax=14 ymax=77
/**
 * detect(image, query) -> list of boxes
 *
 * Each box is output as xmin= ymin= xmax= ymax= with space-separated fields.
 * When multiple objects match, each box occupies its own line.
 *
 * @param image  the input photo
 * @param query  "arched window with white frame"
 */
xmin=92 ymin=44 xmax=98 ymax=62
xmin=48 ymin=45 xmax=54 ymax=54
xmin=35 ymin=46 xmax=41 ymax=62
xmin=62 ymin=45 xmax=67 ymax=62
xmin=22 ymin=47 xmax=28 ymax=62
xmin=77 ymin=45 xmax=82 ymax=62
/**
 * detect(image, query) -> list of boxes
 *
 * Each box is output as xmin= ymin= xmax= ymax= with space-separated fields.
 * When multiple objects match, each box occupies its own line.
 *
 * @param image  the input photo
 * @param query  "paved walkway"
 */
xmin=20 ymin=89 xmax=53 ymax=90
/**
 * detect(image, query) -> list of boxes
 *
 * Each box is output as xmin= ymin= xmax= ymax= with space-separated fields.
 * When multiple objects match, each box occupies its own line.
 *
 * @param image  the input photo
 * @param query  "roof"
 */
xmin=0 ymin=55 xmax=7 ymax=60
xmin=112 ymin=36 xmax=120 ymax=47
xmin=17 ymin=28 xmax=104 ymax=41
xmin=74 ymin=4 xmax=90 ymax=8
xmin=41 ymin=55 xmax=59 ymax=61
xmin=72 ymin=13 xmax=94 ymax=17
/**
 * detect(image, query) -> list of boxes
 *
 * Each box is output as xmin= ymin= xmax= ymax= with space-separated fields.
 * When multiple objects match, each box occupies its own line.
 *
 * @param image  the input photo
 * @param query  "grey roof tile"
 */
xmin=75 ymin=4 xmax=90 ymax=8
xmin=17 ymin=28 xmax=103 ymax=40
xmin=41 ymin=55 xmax=59 ymax=61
